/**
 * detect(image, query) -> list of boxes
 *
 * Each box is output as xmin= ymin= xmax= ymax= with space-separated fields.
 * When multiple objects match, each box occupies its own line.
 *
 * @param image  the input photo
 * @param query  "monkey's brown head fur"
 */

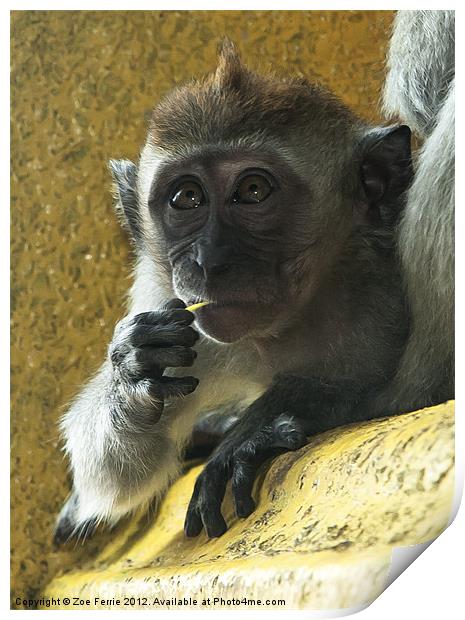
xmin=148 ymin=39 xmax=358 ymax=155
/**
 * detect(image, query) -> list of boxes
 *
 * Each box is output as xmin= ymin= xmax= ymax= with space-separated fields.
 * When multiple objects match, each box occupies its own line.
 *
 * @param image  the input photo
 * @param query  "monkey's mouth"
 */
xmin=193 ymin=300 xmax=264 ymax=343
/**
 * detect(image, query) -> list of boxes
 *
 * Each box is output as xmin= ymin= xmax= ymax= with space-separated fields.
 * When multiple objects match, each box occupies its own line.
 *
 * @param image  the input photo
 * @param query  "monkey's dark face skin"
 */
xmin=148 ymin=147 xmax=348 ymax=343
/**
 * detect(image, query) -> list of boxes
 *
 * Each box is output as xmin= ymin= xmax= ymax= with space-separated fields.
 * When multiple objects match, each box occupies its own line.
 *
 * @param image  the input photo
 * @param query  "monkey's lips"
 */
xmin=194 ymin=301 xmax=263 ymax=343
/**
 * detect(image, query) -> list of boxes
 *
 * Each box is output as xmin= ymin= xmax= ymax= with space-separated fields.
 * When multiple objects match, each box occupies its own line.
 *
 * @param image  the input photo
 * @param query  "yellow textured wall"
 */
xmin=10 ymin=10 xmax=394 ymax=603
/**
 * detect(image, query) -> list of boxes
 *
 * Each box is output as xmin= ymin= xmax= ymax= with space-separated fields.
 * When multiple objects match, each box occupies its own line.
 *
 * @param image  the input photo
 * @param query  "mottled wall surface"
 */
xmin=10 ymin=10 xmax=394 ymax=602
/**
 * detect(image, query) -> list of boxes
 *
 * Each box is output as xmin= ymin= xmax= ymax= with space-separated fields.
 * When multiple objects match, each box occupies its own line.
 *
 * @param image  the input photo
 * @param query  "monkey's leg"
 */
xmin=184 ymin=376 xmax=364 ymax=538
xmin=184 ymin=404 xmax=241 ymax=460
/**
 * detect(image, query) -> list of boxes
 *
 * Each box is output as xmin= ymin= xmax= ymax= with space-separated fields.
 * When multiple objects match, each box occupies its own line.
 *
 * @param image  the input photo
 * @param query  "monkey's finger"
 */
xmin=230 ymin=433 xmax=274 ymax=518
xmin=158 ymin=376 xmax=199 ymax=400
xmin=198 ymin=465 xmax=229 ymax=538
xmin=163 ymin=298 xmax=187 ymax=310
xmin=136 ymin=346 xmax=197 ymax=371
xmin=200 ymin=492 xmax=228 ymax=538
xmin=231 ymin=457 xmax=257 ymax=518
xmin=184 ymin=506 xmax=203 ymax=538
xmin=132 ymin=309 xmax=195 ymax=327
xmin=271 ymin=415 xmax=307 ymax=450
xmin=131 ymin=325 xmax=199 ymax=348
xmin=184 ymin=478 xmax=204 ymax=537
xmin=186 ymin=464 xmax=229 ymax=538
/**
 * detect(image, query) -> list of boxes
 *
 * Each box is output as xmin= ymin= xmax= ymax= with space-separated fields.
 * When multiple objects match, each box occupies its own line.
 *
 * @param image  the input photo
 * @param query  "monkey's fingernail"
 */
xmin=185 ymin=301 xmax=209 ymax=313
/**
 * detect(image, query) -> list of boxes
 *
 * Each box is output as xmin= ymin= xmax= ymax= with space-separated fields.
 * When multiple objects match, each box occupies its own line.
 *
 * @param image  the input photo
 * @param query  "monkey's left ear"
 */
xmin=108 ymin=159 xmax=142 ymax=244
xmin=358 ymin=125 xmax=412 ymax=226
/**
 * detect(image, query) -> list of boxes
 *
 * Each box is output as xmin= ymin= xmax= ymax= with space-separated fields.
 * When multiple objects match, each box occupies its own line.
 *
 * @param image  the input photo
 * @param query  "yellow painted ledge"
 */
xmin=43 ymin=402 xmax=454 ymax=610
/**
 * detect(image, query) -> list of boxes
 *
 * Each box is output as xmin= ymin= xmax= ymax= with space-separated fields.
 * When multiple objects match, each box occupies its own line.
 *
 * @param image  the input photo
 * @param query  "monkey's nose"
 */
xmin=197 ymin=260 xmax=232 ymax=279
xmin=195 ymin=245 xmax=233 ymax=279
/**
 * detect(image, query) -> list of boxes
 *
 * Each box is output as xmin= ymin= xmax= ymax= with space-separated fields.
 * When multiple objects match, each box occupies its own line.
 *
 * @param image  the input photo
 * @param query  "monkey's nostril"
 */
xmin=195 ymin=260 xmax=232 ymax=279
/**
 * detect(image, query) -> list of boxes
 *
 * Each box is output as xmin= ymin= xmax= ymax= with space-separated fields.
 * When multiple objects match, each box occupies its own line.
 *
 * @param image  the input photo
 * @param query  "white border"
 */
xmin=6 ymin=3 xmax=463 ymax=618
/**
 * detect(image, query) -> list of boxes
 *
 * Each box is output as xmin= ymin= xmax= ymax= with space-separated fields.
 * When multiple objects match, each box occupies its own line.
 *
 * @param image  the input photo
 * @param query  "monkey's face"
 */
xmin=125 ymin=42 xmax=411 ymax=344
xmin=146 ymin=147 xmax=338 ymax=343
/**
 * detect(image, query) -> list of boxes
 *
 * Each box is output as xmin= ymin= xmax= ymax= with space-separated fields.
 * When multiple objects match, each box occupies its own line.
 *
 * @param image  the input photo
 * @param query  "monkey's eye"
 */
xmin=170 ymin=182 xmax=205 ymax=210
xmin=233 ymin=174 xmax=273 ymax=205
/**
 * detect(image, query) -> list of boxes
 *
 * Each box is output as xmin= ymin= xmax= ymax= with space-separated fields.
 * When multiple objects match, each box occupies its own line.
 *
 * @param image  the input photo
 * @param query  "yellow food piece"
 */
xmin=185 ymin=301 xmax=209 ymax=312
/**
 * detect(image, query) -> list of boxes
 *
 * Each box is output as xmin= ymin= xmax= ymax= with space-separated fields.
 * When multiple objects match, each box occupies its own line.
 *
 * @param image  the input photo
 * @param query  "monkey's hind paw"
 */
xmin=53 ymin=492 xmax=98 ymax=546
xmin=53 ymin=515 xmax=97 ymax=546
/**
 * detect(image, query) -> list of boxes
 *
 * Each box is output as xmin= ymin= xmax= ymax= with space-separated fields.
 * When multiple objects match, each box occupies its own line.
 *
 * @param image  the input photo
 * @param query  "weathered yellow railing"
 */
xmin=42 ymin=402 xmax=454 ymax=610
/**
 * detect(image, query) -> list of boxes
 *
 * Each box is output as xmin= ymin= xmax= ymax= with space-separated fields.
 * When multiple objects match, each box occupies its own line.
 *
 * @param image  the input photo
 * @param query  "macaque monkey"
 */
xmin=55 ymin=39 xmax=414 ymax=542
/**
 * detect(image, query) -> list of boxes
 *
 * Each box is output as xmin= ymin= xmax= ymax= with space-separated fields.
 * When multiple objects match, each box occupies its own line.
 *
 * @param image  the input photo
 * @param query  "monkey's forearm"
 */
xmin=237 ymin=375 xmax=365 ymax=437
xmin=59 ymin=361 xmax=186 ymax=527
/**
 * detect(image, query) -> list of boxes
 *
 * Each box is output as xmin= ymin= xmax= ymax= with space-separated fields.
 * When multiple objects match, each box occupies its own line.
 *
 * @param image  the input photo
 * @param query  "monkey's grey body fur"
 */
xmin=370 ymin=10 xmax=455 ymax=414
xmin=383 ymin=11 xmax=455 ymax=138
xmin=55 ymin=12 xmax=454 ymax=542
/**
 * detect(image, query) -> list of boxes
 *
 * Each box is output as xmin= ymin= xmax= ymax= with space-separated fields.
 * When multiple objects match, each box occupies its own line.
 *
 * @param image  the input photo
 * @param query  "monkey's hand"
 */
xmin=184 ymin=412 xmax=307 ymax=538
xmin=108 ymin=298 xmax=200 ymax=425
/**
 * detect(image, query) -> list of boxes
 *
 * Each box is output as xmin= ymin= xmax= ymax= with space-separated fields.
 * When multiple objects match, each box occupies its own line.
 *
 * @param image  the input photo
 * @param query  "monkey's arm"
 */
xmin=54 ymin=254 xmax=206 ymax=543
xmin=184 ymin=375 xmax=366 ymax=538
